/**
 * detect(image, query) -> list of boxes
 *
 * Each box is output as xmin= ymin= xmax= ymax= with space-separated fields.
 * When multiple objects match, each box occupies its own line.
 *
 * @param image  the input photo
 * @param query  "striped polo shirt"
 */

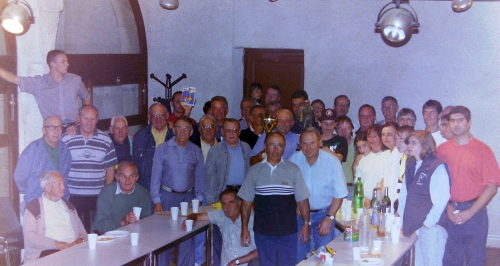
xmin=61 ymin=129 xmax=118 ymax=195
xmin=238 ymin=159 xmax=310 ymax=236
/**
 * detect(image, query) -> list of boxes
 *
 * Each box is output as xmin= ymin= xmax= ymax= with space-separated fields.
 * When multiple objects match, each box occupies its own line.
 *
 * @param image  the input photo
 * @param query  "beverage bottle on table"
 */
xmin=375 ymin=181 xmax=382 ymax=201
xmin=371 ymin=190 xmax=380 ymax=229
xmin=377 ymin=203 xmax=386 ymax=237
xmin=316 ymin=253 xmax=330 ymax=266
xmin=359 ymin=207 xmax=371 ymax=254
xmin=353 ymin=177 xmax=364 ymax=213
xmin=383 ymin=186 xmax=391 ymax=213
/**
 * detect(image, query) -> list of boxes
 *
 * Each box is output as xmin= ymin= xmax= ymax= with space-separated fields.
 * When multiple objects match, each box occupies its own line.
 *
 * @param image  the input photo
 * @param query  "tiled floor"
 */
xmin=487 ymin=247 xmax=500 ymax=266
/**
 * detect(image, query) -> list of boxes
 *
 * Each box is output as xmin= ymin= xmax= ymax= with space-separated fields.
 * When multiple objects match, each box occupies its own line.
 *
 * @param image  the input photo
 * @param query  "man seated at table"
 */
xmin=184 ymin=188 xmax=258 ymax=266
xmin=23 ymin=171 xmax=87 ymax=263
xmin=92 ymin=161 xmax=151 ymax=234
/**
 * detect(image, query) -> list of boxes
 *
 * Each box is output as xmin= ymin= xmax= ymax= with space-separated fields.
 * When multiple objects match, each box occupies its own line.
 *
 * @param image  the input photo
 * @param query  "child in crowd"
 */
xmin=247 ymin=82 xmax=262 ymax=105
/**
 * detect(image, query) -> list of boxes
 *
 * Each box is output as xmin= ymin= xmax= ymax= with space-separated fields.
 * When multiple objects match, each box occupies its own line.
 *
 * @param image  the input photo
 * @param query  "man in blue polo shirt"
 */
xmin=289 ymin=127 xmax=348 ymax=263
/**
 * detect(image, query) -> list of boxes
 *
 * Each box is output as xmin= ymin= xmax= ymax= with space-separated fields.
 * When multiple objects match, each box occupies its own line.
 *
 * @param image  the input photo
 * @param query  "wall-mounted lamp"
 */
xmin=452 ymin=0 xmax=473 ymax=12
xmin=160 ymin=0 xmax=179 ymax=10
xmin=1 ymin=0 xmax=35 ymax=35
xmin=375 ymin=0 xmax=419 ymax=44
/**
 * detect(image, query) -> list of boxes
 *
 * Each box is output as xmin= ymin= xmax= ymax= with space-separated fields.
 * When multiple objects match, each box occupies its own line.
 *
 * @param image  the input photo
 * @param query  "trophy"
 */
xmin=262 ymin=113 xmax=277 ymax=133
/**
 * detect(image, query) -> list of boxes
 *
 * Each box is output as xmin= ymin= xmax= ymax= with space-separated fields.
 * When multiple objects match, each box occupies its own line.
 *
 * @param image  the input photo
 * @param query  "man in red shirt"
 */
xmin=437 ymin=105 xmax=500 ymax=266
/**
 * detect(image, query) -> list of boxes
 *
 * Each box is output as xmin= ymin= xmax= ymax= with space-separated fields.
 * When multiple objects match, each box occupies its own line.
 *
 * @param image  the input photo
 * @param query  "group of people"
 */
xmin=1 ymin=49 xmax=499 ymax=266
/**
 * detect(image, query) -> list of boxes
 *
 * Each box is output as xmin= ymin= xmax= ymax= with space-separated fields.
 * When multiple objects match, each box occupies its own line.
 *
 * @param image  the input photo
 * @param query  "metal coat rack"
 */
xmin=150 ymin=73 xmax=187 ymax=113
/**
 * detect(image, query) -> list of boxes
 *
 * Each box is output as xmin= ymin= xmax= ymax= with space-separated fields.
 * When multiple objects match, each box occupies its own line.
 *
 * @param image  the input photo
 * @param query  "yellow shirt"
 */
xmin=151 ymin=126 xmax=168 ymax=148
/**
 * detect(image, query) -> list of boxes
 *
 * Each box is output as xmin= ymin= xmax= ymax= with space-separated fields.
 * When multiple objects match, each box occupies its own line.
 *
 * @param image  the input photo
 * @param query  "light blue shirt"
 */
xmin=398 ymin=161 xmax=450 ymax=228
xmin=289 ymin=149 xmax=348 ymax=210
xmin=226 ymin=141 xmax=246 ymax=185
xmin=250 ymin=131 xmax=300 ymax=159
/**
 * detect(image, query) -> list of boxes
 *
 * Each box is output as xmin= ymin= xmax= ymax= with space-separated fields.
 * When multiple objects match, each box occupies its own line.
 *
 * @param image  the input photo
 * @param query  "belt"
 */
xmin=226 ymin=185 xmax=241 ymax=190
xmin=310 ymin=207 xmax=328 ymax=213
xmin=449 ymin=197 xmax=478 ymax=207
xmin=162 ymin=186 xmax=193 ymax=194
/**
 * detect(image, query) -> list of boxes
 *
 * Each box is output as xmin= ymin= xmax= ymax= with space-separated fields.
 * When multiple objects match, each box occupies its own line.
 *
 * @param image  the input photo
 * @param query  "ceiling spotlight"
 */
xmin=160 ymin=0 xmax=179 ymax=10
xmin=452 ymin=0 xmax=473 ymax=12
xmin=0 ymin=0 xmax=35 ymax=35
xmin=375 ymin=0 xmax=419 ymax=44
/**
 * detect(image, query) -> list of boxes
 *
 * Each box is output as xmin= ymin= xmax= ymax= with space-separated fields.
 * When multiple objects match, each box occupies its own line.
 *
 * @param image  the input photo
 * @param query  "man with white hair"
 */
xmin=109 ymin=116 xmax=133 ymax=163
xmin=23 ymin=171 xmax=87 ymax=263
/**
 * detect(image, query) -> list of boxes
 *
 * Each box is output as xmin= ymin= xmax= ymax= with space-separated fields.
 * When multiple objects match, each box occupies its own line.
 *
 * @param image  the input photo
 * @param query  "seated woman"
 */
xmin=23 ymin=171 xmax=87 ymax=262
xmin=398 ymin=130 xmax=450 ymax=266
xmin=354 ymin=124 xmax=391 ymax=207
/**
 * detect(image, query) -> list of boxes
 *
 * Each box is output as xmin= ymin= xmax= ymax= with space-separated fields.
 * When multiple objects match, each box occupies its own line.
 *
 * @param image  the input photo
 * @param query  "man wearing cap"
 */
xmin=318 ymin=108 xmax=348 ymax=162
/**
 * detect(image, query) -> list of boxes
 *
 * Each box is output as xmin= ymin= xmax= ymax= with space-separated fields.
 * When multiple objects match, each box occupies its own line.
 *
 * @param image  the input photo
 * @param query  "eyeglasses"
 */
xmin=382 ymin=105 xmax=398 ymax=110
xmin=44 ymin=125 xmax=63 ymax=131
xmin=399 ymin=116 xmax=415 ymax=121
xmin=223 ymin=128 xmax=239 ymax=134
xmin=267 ymin=143 xmax=285 ymax=149
xmin=175 ymin=126 xmax=192 ymax=132
xmin=335 ymin=103 xmax=349 ymax=108
xmin=201 ymin=125 xmax=215 ymax=130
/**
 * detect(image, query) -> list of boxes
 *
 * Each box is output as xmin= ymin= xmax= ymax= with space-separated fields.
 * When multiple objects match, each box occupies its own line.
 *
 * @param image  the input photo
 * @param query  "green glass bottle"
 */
xmin=353 ymin=177 xmax=364 ymax=213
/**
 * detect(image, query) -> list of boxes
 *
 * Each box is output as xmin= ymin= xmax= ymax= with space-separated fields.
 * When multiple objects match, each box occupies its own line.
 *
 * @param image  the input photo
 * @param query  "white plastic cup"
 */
xmin=88 ymin=233 xmax=97 ymax=249
xmin=180 ymin=202 xmax=189 ymax=216
xmin=133 ymin=207 xmax=142 ymax=220
xmin=373 ymin=240 xmax=382 ymax=250
xmin=130 ymin=233 xmax=139 ymax=245
xmin=394 ymin=216 xmax=401 ymax=227
xmin=353 ymin=247 xmax=361 ymax=261
xmin=171 ymin=207 xmax=179 ymax=220
xmin=192 ymin=199 xmax=200 ymax=213
xmin=391 ymin=224 xmax=400 ymax=244
xmin=344 ymin=209 xmax=352 ymax=221
xmin=185 ymin=219 xmax=194 ymax=232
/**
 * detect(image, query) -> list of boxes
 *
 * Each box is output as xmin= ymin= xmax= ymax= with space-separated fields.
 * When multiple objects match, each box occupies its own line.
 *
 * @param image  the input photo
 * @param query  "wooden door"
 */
xmin=243 ymin=48 xmax=304 ymax=111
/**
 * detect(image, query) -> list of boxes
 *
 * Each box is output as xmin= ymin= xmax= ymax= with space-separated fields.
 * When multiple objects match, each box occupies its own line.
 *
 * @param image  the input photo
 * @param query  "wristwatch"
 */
xmin=304 ymin=221 xmax=311 ymax=225
xmin=235 ymin=259 xmax=240 ymax=265
xmin=326 ymin=214 xmax=335 ymax=220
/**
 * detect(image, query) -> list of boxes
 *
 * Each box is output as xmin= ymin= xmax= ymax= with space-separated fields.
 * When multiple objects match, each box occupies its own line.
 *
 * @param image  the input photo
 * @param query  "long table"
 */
xmin=297 ymin=229 xmax=416 ymax=266
xmin=25 ymin=214 xmax=211 ymax=266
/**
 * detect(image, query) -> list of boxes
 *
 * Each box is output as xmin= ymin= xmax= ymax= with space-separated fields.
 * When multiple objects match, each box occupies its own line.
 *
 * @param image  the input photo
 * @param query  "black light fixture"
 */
xmin=452 ymin=0 xmax=473 ymax=12
xmin=375 ymin=0 xmax=419 ymax=44
xmin=159 ymin=0 xmax=179 ymax=10
xmin=0 ymin=0 xmax=35 ymax=35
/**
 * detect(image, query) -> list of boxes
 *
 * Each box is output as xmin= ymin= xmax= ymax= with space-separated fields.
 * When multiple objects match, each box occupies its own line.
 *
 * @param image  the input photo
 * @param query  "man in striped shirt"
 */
xmin=61 ymin=105 xmax=117 ymax=232
xmin=239 ymin=132 xmax=310 ymax=266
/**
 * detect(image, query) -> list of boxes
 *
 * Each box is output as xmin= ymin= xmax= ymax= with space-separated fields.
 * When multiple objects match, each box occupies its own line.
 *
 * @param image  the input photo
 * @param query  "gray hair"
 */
xmin=198 ymin=114 xmax=216 ymax=125
xmin=40 ymin=171 xmax=60 ymax=189
xmin=110 ymin=116 xmax=128 ymax=127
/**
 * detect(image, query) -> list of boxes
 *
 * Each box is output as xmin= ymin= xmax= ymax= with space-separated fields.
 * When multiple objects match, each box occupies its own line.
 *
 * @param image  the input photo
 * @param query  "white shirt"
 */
xmin=43 ymin=195 xmax=77 ymax=243
xmin=355 ymin=150 xmax=392 ymax=200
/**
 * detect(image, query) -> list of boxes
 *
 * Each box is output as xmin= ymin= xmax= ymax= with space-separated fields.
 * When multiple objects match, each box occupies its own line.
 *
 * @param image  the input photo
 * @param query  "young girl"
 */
xmin=352 ymin=130 xmax=371 ymax=175
xmin=398 ymin=130 xmax=450 ymax=266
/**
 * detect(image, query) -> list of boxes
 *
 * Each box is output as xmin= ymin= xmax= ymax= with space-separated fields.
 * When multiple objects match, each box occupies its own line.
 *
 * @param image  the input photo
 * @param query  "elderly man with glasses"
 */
xmin=150 ymin=116 xmax=205 ymax=266
xmin=14 ymin=115 xmax=72 ymax=209
xmin=376 ymin=96 xmax=399 ymax=125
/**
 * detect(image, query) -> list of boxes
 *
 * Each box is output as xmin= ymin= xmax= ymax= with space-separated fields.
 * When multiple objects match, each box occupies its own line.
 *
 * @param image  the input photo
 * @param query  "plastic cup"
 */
xmin=185 ymin=219 xmax=194 ymax=232
xmin=391 ymin=224 xmax=400 ymax=244
xmin=180 ymin=202 xmax=188 ymax=216
xmin=394 ymin=216 xmax=401 ymax=227
xmin=130 ymin=233 xmax=139 ymax=245
xmin=213 ymin=202 xmax=222 ymax=209
xmin=373 ymin=240 xmax=382 ymax=250
xmin=133 ymin=207 xmax=142 ymax=220
xmin=353 ymin=247 xmax=361 ymax=261
xmin=192 ymin=199 xmax=200 ymax=213
xmin=88 ymin=233 xmax=97 ymax=249
xmin=171 ymin=207 xmax=179 ymax=220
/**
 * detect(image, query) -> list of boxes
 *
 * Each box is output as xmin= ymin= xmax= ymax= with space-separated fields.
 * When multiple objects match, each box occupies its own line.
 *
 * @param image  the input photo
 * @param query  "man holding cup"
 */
xmin=92 ymin=161 xmax=151 ymax=234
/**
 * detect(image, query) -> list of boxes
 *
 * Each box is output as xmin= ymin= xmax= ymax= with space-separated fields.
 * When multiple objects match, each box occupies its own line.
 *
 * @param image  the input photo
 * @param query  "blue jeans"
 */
xmin=254 ymin=233 xmax=297 ymax=266
xmin=443 ymin=202 xmax=488 ymax=266
xmin=296 ymin=210 xmax=336 ymax=264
